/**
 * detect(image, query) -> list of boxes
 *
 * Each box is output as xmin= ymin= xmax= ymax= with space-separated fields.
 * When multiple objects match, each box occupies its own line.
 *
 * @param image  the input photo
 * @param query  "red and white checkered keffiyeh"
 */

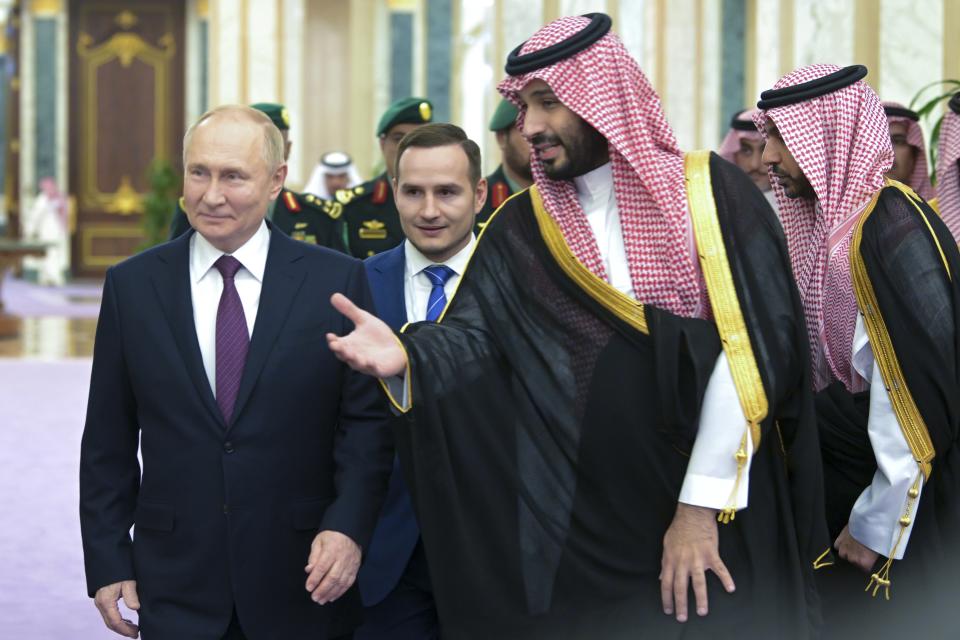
xmin=884 ymin=101 xmax=935 ymax=201
xmin=718 ymin=108 xmax=763 ymax=163
xmin=497 ymin=15 xmax=704 ymax=319
xmin=754 ymin=64 xmax=893 ymax=392
xmin=936 ymin=106 xmax=960 ymax=240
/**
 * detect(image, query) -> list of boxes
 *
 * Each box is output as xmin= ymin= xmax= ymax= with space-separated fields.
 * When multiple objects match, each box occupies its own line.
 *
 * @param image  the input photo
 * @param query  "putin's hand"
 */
xmin=327 ymin=293 xmax=407 ymax=378
xmin=304 ymin=530 xmax=362 ymax=604
xmin=93 ymin=580 xmax=140 ymax=638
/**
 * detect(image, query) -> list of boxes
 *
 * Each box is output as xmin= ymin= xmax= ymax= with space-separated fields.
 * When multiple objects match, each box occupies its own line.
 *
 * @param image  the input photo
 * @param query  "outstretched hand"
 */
xmin=327 ymin=293 xmax=407 ymax=378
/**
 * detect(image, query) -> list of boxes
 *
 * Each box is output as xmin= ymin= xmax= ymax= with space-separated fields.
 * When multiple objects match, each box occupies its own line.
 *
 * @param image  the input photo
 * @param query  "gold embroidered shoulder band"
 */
xmin=684 ymin=151 xmax=770 ymax=524
xmin=530 ymin=186 xmax=648 ymax=335
xmin=850 ymin=179 xmax=938 ymax=599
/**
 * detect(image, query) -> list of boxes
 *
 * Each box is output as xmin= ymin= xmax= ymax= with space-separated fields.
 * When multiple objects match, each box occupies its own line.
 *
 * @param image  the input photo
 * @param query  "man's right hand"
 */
xmin=327 ymin=293 xmax=408 ymax=378
xmin=660 ymin=503 xmax=735 ymax=623
xmin=94 ymin=580 xmax=140 ymax=638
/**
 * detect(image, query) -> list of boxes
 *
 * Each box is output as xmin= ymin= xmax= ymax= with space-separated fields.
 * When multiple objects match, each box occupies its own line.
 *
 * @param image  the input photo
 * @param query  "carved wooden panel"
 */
xmin=69 ymin=1 xmax=185 ymax=275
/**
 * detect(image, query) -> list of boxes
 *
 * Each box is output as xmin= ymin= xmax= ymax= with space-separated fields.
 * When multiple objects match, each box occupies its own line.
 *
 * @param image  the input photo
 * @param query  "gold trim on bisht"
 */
xmin=684 ymin=150 xmax=769 ymax=524
xmin=850 ymin=178 xmax=940 ymax=599
xmin=377 ymin=330 xmax=414 ymax=414
xmin=529 ymin=185 xmax=648 ymax=335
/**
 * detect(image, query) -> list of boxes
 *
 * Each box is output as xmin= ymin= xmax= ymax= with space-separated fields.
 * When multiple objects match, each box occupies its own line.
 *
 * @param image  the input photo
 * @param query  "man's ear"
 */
xmin=270 ymin=164 xmax=288 ymax=199
xmin=473 ymin=178 xmax=488 ymax=214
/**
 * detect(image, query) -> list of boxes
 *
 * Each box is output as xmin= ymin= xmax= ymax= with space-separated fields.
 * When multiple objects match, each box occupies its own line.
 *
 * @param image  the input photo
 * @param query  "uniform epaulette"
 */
xmin=282 ymin=190 xmax=301 ymax=212
xmin=491 ymin=181 xmax=510 ymax=209
xmin=335 ymin=184 xmax=367 ymax=206
xmin=302 ymin=193 xmax=343 ymax=220
xmin=372 ymin=179 xmax=389 ymax=205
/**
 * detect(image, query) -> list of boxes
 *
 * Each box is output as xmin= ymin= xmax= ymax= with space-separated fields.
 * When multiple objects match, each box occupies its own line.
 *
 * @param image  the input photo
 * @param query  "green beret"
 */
xmin=377 ymin=97 xmax=433 ymax=136
xmin=489 ymin=100 xmax=519 ymax=132
xmin=249 ymin=102 xmax=290 ymax=131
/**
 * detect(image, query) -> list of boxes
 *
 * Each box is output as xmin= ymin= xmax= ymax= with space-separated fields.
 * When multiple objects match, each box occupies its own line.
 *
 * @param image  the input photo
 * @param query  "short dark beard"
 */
xmin=533 ymin=122 xmax=609 ymax=181
xmin=773 ymin=166 xmax=815 ymax=200
xmin=504 ymin=141 xmax=533 ymax=183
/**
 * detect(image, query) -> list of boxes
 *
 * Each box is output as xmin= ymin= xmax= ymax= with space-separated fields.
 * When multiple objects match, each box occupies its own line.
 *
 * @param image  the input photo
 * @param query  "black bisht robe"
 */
xmin=391 ymin=153 xmax=830 ymax=638
xmin=816 ymin=184 xmax=960 ymax=637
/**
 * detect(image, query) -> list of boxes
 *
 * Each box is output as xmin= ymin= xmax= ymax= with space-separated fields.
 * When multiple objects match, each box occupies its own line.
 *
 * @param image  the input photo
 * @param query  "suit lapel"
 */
xmin=151 ymin=232 xmax=226 ymax=430
xmin=369 ymin=244 xmax=408 ymax=331
xmin=229 ymin=228 xmax=306 ymax=430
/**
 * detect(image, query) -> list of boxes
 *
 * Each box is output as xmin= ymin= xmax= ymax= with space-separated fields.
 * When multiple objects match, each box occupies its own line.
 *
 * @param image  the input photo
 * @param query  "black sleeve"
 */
xmin=79 ymin=268 xmax=141 ymax=597
xmin=710 ymin=153 xmax=806 ymax=411
xmin=320 ymin=260 xmax=395 ymax=550
xmin=861 ymin=188 xmax=960 ymax=458
xmin=709 ymin=153 xmax=832 ymax=574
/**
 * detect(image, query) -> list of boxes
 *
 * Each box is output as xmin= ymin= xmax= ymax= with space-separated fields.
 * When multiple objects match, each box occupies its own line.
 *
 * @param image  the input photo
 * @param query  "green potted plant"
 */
xmin=139 ymin=159 xmax=180 ymax=251
xmin=910 ymin=79 xmax=960 ymax=180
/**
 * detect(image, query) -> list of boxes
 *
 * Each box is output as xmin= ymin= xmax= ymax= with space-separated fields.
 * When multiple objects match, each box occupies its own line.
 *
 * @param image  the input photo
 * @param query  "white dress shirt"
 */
xmin=848 ymin=314 xmax=920 ymax=558
xmin=574 ymin=163 xmax=751 ymax=511
xmin=189 ymin=221 xmax=270 ymax=396
xmin=402 ymin=236 xmax=477 ymax=322
xmin=385 ymin=236 xmax=477 ymax=404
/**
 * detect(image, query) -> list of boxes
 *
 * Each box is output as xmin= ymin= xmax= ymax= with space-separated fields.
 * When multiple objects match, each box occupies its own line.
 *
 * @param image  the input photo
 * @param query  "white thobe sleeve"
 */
xmin=678 ymin=351 xmax=754 ymax=510
xmin=848 ymin=315 xmax=922 ymax=559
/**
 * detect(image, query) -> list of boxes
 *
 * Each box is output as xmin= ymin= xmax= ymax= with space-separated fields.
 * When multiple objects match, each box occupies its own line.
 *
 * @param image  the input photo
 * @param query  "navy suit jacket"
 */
xmin=358 ymin=242 xmax=423 ymax=606
xmin=79 ymin=226 xmax=394 ymax=639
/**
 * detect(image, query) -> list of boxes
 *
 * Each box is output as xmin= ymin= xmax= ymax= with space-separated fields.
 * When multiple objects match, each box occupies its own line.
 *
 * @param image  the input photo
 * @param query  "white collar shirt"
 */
xmin=402 ymin=235 xmax=477 ymax=323
xmin=189 ymin=220 xmax=270 ymax=395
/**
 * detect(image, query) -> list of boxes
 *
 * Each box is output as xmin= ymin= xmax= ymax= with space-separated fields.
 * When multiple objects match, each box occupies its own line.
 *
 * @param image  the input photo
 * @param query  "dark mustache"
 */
xmin=770 ymin=166 xmax=790 ymax=179
xmin=530 ymin=134 xmax=561 ymax=147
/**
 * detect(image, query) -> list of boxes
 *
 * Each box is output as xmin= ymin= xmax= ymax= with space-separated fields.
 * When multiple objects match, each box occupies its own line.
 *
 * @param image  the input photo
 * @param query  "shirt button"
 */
xmin=222 ymin=504 xmax=229 ymax=514
xmin=224 ymin=441 xmax=235 ymax=454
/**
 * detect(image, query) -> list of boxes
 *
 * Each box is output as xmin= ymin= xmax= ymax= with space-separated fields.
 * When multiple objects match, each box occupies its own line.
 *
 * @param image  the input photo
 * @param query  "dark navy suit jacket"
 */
xmin=79 ymin=226 xmax=393 ymax=639
xmin=358 ymin=242 xmax=423 ymax=607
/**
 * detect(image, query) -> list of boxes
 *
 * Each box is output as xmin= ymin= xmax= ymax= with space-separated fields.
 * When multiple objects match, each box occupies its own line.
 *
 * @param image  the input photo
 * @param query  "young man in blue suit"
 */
xmin=357 ymin=123 xmax=487 ymax=639
xmin=80 ymin=105 xmax=393 ymax=640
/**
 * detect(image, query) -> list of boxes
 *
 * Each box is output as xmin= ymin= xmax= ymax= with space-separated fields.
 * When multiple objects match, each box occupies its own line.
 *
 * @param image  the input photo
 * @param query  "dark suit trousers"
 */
xmin=354 ymin=541 xmax=438 ymax=640
xmin=218 ymin=609 xmax=355 ymax=640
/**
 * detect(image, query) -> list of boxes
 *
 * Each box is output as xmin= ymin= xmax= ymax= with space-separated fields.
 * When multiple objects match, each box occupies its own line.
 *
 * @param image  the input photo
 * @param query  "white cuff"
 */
xmin=848 ymin=343 xmax=922 ymax=559
xmin=678 ymin=352 xmax=754 ymax=510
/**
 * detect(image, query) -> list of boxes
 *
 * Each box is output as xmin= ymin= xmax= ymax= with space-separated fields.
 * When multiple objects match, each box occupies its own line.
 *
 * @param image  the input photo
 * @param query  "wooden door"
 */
xmin=4 ymin=4 xmax=22 ymax=239
xmin=69 ymin=1 xmax=185 ymax=276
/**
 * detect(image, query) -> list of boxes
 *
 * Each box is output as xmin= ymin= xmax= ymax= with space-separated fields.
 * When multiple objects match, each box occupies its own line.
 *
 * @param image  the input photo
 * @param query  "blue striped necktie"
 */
xmin=423 ymin=265 xmax=455 ymax=322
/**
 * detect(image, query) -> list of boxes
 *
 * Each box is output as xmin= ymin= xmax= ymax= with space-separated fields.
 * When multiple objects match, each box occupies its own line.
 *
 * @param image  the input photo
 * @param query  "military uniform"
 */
xmin=338 ymin=96 xmax=434 ymax=258
xmin=168 ymin=187 xmax=348 ymax=253
xmin=336 ymin=175 xmax=404 ymax=258
xmin=476 ymin=164 xmax=514 ymax=233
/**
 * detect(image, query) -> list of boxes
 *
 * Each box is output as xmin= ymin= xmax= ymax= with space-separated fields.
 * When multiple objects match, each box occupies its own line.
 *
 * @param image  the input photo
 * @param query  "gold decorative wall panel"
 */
xmin=69 ymin=1 xmax=186 ymax=276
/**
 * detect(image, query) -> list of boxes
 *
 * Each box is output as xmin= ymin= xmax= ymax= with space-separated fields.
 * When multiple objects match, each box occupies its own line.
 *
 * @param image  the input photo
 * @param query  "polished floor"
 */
xmin=0 ymin=277 xmax=115 ymax=638
xmin=0 ymin=316 xmax=97 ymax=358
xmin=0 ymin=275 xmax=100 ymax=357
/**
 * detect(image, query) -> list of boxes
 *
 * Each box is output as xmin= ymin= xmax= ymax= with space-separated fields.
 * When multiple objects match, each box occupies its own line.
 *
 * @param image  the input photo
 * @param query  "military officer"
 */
xmin=168 ymin=102 xmax=347 ymax=253
xmin=337 ymin=97 xmax=433 ymax=258
xmin=476 ymin=99 xmax=532 ymax=231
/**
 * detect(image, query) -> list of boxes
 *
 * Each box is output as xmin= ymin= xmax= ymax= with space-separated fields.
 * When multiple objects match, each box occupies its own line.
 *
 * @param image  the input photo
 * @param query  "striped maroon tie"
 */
xmin=214 ymin=255 xmax=248 ymax=425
